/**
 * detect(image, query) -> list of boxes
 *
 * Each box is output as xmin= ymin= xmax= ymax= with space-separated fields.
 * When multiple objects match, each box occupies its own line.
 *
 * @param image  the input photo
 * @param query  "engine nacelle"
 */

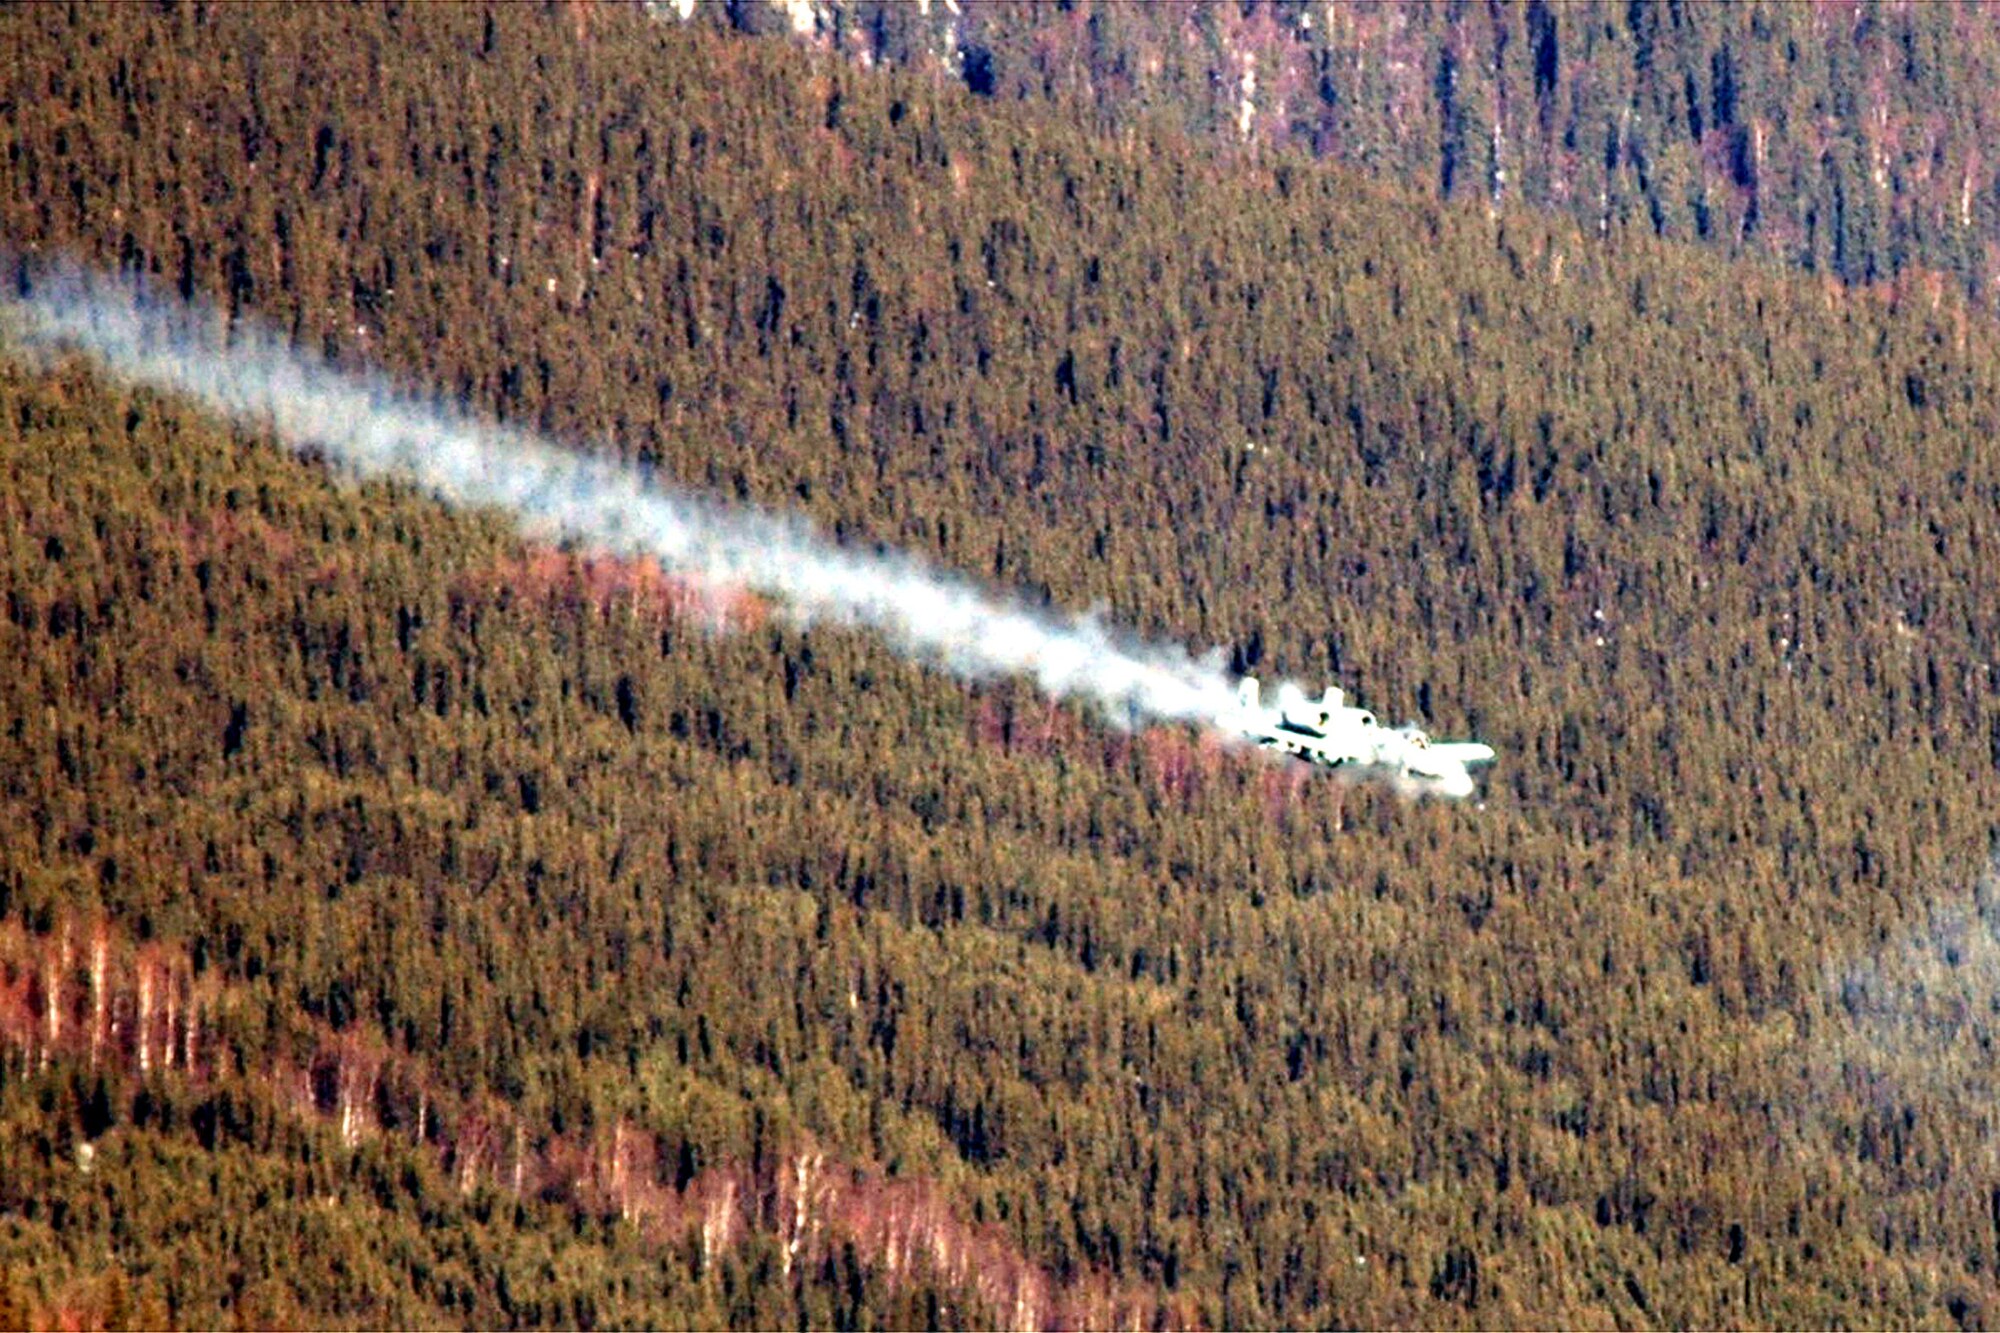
xmin=1275 ymin=683 xmax=1323 ymax=728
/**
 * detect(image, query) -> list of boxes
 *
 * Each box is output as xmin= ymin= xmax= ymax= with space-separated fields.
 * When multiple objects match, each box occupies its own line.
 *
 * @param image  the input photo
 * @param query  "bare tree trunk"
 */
xmin=136 ymin=965 xmax=153 ymax=1075
xmin=88 ymin=925 xmax=107 ymax=1070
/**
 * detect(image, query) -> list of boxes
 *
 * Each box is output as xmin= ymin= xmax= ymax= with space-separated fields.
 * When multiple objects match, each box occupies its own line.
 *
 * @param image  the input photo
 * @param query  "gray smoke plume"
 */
xmin=4 ymin=263 xmax=1240 ymax=727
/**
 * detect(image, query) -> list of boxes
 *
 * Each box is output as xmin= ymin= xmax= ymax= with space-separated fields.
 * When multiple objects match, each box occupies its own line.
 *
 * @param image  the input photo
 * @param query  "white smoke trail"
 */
xmin=3 ymin=264 xmax=1239 ymax=727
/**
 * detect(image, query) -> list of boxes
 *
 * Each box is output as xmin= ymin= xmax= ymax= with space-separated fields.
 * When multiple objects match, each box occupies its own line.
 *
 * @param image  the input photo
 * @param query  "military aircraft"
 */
xmin=1226 ymin=676 xmax=1495 ymax=798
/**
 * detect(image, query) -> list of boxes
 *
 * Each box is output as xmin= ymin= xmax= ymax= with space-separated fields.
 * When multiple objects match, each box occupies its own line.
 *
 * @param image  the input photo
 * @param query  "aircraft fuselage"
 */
xmin=1225 ymin=677 xmax=1494 ymax=799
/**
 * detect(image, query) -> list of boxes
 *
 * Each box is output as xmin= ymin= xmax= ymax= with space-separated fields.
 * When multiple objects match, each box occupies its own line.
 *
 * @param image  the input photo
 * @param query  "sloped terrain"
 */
xmin=693 ymin=0 xmax=2000 ymax=307
xmin=4 ymin=4 xmax=2000 ymax=1327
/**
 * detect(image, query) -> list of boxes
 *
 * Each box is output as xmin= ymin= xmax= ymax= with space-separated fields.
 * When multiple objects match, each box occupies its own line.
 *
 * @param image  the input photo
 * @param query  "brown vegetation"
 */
xmin=3 ymin=2 xmax=2000 ymax=1327
xmin=0 ymin=908 xmax=1173 ymax=1330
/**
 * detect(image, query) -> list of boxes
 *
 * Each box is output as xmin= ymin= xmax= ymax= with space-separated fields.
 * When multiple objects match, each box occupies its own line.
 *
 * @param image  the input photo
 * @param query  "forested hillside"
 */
xmin=703 ymin=0 xmax=2000 ymax=307
xmin=5 ymin=2 xmax=2000 ymax=1326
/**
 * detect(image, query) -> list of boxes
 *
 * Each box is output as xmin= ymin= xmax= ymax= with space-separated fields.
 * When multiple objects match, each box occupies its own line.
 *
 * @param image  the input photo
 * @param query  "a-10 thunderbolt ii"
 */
xmin=1226 ymin=677 xmax=1496 ymax=798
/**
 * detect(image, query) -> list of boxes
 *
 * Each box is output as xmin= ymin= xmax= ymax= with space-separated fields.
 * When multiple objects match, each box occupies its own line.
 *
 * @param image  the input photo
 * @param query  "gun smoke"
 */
xmin=5 ymin=263 xmax=1243 ymax=729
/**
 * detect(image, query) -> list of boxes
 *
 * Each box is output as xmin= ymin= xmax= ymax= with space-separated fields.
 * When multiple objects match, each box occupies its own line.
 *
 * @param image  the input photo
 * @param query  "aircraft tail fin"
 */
xmin=1237 ymin=676 xmax=1260 ymax=710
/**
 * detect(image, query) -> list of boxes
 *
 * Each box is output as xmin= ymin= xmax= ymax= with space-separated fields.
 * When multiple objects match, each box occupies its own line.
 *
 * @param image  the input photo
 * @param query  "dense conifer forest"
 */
xmin=5 ymin=2 xmax=2000 ymax=1326
xmin=717 ymin=0 xmax=2000 ymax=308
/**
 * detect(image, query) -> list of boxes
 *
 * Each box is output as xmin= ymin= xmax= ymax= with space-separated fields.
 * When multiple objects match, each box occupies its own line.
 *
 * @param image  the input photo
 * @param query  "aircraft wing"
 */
xmin=1426 ymin=741 xmax=1496 ymax=766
